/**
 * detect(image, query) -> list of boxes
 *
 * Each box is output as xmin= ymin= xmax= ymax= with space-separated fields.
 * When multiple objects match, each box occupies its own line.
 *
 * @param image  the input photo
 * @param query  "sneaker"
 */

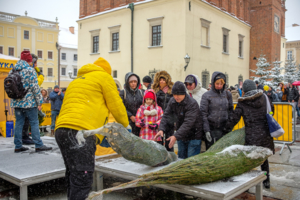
xmin=22 ymin=138 xmax=35 ymax=145
xmin=36 ymin=145 xmax=52 ymax=152
xmin=15 ymin=146 xmax=29 ymax=153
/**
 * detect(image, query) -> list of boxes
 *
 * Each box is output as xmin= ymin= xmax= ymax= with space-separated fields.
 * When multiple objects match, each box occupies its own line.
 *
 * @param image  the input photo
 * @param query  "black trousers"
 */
xmin=55 ymin=128 xmax=96 ymax=200
xmin=261 ymin=159 xmax=270 ymax=176
xmin=204 ymin=128 xmax=224 ymax=150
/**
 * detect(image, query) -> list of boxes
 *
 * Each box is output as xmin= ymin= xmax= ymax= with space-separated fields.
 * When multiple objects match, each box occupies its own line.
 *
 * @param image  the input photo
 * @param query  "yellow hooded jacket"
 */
xmin=55 ymin=58 xmax=129 ymax=142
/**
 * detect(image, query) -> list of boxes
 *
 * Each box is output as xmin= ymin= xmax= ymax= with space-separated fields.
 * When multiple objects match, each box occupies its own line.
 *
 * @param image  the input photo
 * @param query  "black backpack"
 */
xmin=4 ymin=69 xmax=29 ymax=99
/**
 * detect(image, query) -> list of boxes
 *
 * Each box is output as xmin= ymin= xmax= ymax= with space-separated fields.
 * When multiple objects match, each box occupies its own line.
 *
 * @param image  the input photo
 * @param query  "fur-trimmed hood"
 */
xmin=238 ymin=89 xmax=264 ymax=108
xmin=152 ymin=70 xmax=174 ymax=94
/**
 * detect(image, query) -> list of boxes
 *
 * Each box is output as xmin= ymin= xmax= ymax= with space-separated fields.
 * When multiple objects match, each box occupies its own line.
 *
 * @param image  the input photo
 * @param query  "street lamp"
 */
xmin=68 ymin=71 xmax=76 ymax=79
xmin=184 ymin=54 xmax=190 ymax=71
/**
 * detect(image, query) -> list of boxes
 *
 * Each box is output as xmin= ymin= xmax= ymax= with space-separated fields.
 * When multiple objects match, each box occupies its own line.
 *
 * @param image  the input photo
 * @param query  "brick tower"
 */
xmin=79 ymin=0 xmax=145 ymax=18
xmin=249 ymin=0 xmax=286 ymax=77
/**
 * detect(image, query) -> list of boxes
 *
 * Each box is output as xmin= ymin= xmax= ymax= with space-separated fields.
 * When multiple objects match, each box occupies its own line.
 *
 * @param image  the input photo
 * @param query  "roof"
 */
xmin=285 ymin=25 xmax=300 ymax=42
xmin=0 ymin=53 xmax=19 ymax=61
xmin=59 ymin=27 xmax=78 ymax=49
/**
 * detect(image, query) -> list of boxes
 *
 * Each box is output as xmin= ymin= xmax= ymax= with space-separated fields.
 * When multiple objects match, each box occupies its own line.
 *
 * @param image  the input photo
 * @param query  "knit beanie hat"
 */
xmin=54 ymin=85 xmax=59 ymax=89
xmin=21 ymin=51 xmax=32 ymax=63
xmin=142 ymin=76 xmax=152 ymax=83
xmin=144 ymin=91 xmax=155 ymax=101
xmin=129 ymin=75 xmax=138 ymax=83
xmin=172 ymin=81 xmax=186 ymax=95
xmin=242 ymin=79 xmax=257 ymax=93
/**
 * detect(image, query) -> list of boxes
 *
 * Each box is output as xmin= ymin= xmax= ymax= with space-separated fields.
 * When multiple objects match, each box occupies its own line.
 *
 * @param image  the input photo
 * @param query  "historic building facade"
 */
xmin=0 ymin=11 xmax=59 ymax=89
xmin=77 ymin=0 xmax=286 ymax=88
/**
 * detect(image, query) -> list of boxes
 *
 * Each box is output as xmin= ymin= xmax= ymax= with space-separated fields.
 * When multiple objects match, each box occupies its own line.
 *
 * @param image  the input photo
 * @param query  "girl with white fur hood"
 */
xmin=135 ymin=89 xmax=163 ymax=141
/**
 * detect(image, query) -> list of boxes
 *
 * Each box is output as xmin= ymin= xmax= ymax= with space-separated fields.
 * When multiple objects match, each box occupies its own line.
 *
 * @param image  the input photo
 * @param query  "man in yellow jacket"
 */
xmin=54 ymin=57 xmax=129 ymax=200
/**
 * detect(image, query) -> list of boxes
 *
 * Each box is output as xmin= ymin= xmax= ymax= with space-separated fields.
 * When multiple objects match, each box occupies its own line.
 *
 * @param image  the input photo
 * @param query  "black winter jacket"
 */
xmin=286 ymin=87 xmax=299 ymax=102
xmin=159 ymin=95 xmax=203 ymax=141
xmin=200 ymin=72 xmax=234 ymax=133
xmin=225 ymin=90 xmax=275 ymax=153
xmin=156 ymin=90 xmax=173 ymax=111
xmin=120 ymin=72 xmax=144 ymax=136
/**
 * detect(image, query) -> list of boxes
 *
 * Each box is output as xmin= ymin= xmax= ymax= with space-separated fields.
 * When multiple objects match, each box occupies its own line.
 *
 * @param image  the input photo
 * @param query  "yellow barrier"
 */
xmin=232 ymin=103 xmax=293 ymax=142
xmin=40 ymin=103 xmax=52 ymax=126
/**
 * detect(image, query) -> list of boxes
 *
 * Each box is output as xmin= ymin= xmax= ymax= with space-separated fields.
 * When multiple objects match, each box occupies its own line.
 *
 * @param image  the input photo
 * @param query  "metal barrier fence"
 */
xmin=233 ymin=102 xmax=296 ymax=155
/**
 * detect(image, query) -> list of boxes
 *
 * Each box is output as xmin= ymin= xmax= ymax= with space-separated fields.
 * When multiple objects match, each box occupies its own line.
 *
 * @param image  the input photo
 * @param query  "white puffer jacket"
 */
xmin=185 ymin=74 xmax=208 ymax=107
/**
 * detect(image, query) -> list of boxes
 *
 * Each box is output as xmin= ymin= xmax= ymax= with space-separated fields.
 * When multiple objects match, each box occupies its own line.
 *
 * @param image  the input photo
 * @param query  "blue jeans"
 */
xmin=51 ymin=110 xmax=60 ymax=130
xmin=177 ymin=139 xmax=201 ymax=159
xmin=14 ymin=108 xmax=44 ymax=149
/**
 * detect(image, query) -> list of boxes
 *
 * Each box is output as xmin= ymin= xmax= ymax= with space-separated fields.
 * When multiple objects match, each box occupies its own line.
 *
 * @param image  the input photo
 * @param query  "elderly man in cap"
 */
xmin=50 ymin=85 xmax=64 ymax=135
xmin=155 ymin=81 xmax=203 ymax=159
xmin=142 ymin=75 xmax=152 ymax=90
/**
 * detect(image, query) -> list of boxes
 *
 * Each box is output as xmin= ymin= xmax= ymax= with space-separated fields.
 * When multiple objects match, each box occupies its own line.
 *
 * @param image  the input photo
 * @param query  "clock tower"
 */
xmin=249 ymin=0 xmax=286 ymax=77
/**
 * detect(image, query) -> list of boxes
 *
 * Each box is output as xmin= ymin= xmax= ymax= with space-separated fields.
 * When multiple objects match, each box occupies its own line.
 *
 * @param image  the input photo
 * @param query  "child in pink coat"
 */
xmin=135 ymin=89 xmax=163 ymax=141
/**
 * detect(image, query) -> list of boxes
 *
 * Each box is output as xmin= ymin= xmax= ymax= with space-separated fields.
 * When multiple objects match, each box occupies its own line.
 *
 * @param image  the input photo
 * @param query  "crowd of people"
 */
xmin=8 ymin=53 xmax=299 ymax=199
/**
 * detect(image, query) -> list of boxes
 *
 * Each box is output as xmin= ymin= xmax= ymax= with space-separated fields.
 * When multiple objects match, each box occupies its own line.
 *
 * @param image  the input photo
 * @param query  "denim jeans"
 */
xmin=51 ymin=110 xmax=60 ymax=130
xmin=14 ymin=107 xmax=44 ymax=149
xmin=177 ymin=139 xmax=201 ymax=159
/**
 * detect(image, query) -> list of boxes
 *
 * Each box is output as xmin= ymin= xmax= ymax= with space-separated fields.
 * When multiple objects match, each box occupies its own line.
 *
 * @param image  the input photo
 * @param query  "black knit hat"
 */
xmin=242 ymin=79 xmax=257 ymax=93
xmin=172 ymin=81 xmax=186 ymax=95
xmin=142 ymin=76 xmax=152 ymax=83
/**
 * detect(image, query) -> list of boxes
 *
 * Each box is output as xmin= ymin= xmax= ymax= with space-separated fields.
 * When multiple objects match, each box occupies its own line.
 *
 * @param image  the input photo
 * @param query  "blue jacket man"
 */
xmin=50 ymin=85 xmax=64 ymax=134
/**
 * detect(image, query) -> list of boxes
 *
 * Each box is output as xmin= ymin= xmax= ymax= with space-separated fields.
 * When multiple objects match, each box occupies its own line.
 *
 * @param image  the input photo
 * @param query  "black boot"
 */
xmin=15 ymin=146 xmax=29 ymax=153
xmin=36 ymin=145 xmax=52 ymax=152
xmin=263 ymin=176 xmax=270 ymax=189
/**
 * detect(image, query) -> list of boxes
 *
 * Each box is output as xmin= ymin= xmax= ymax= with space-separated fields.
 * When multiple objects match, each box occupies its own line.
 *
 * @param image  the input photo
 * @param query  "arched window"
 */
xmin=202 ymin=69 xmax=210 ymax=89
xmin=238 ymin=74 xmax=243 ymax=85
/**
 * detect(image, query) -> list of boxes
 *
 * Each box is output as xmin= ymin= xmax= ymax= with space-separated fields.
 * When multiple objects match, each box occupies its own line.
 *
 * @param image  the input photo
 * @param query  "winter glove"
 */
xmin=126 ymin=125 xmax=132 ymax=133
xmin=205 ymin=132 xmax=212 ymax=142
xmin=140 ymin=119 xmax=146 ymax=127
xmin=149 ymin=124 xmax=158 ymax=130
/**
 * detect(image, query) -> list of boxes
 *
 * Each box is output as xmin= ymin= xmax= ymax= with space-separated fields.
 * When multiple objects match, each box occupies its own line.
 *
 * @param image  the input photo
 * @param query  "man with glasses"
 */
xmin=184 ymin=74 xmax=207 ymax=107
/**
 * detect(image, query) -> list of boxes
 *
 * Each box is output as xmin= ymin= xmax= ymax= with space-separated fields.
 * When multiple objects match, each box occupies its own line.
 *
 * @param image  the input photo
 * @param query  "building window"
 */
xmin=62 ymin=53 xmax=66 ymax=60
xmin=200 ymin=18 xmax=211 ymax=47
xmin=0 ymin=46 xmax=3 ymax=54
xmin=112 ymin=32 xmax=119 ymax=51
xmin=48 ymin=68 xmax=53 ymax=76
xmin=238 ymin=75 xmax=243 ymax=85
xmin=93 ymin=36 xmax=99 ymax=53
xmin=225 ymin=73 xmax=229 ymax=86
xmin=283 ymin=43 xmax=285 ymax=48
xmin=147 ymin=17 xmax=164 ymax=47
xmin=202 ymin=69 xmax=210 ymax=89
xmin=73 ymin=68 xmax=78 ymax=76
xmin=8 ymin=47 xmax=14 ymax=56
xmin=287 ymin=51 xmax=293 ymax=60
xmin=61 ymin=67 xmax=66 ymax=76
xmin=48 ymin=51 xmax=53 ymax=60
xmin=222 ymin=27 xmax=230 ymax=54
xmin=24 ymin=30 xmax=29 ymax=40
xmin=238 ymin=34 xmax=245 ymax=58
xmin=37 ymin=50 xmax=43 ymax=59
xmin=39 ymin=67 xmax=43 ymax=74
xmin=89 ymin=29 xmax=100 ymax=53
xmin=74 ymin=54 xmax=77 ymax=61
xmin=113 ymin=70 xmax=117 ymax=78
xmin=152 ymin=25 xmax=161 ymax=46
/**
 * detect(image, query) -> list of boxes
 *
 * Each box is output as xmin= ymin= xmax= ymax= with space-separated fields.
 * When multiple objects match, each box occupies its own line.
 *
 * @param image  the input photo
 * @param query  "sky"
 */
xmin=0 ymin=0 xmax=299 ymax=29
xmin=0 ymin=0 xmax=80 ymax=30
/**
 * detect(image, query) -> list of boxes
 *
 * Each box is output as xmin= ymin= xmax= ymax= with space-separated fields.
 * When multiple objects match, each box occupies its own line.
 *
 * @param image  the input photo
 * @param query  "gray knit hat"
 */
xmin=242 ymin=79 xmax=257 ymax=93
xmin=172 ymin=81 xmax=186 ymax=95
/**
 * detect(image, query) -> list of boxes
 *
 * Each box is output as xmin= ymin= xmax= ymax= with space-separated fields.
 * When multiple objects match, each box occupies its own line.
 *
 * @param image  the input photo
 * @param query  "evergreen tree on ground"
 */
xmin=250 ymin=55 xmax=272 ymax=86
xmin=284 ymin=58 xmax=298 ymax=83
xmin=296 ymin=64 xmax=300 ymax=82
xmin=270 ymin=61 xmax=283 ymax=88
